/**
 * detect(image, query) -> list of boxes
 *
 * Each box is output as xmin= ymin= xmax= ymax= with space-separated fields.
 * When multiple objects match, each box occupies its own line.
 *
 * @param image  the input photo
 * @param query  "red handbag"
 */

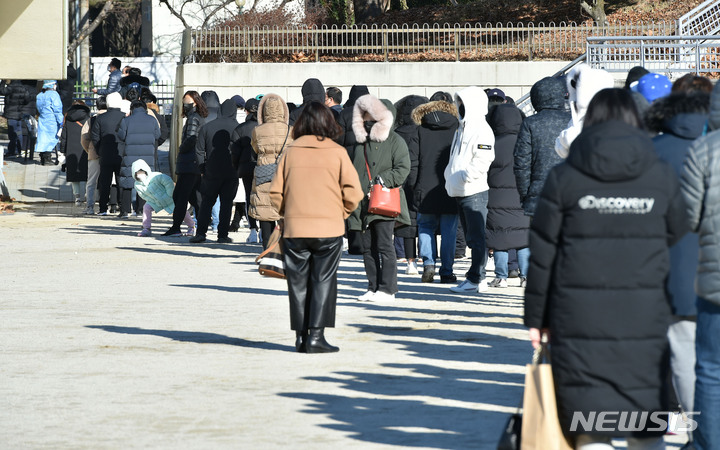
xmin=364 ymin=145 xmax=401 ymax=218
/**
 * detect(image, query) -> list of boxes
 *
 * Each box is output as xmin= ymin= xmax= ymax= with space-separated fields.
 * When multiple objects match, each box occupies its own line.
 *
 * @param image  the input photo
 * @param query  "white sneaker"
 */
xmin=357 ymin=290 xmax=375 ymax=302
xmin=405 ymin=260 xmax=419 ymax=275
xmin=246 ymin=229 xmax=260 ymax=243
xmin=372 ymin=291 xmax=395 ymax=302
xmin=477 ymin=279 xmax=489 ymax=292
xmin=450 ymin=279 xmax=479 ymax=293
xmin=488 ymin=278 xmax=508 ymax=288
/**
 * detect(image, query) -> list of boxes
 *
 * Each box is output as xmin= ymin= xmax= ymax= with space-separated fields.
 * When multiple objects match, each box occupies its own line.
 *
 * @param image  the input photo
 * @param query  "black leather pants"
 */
xmin=283 ymin=236 xmax=343 ymax=331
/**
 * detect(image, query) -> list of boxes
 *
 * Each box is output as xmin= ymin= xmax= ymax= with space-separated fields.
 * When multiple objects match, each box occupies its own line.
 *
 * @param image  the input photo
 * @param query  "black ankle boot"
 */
xmin=295 ymin=330 xmax=307 ymax=353
xmin=306 ymin=328 xmax=339 ymax=353
xmin=40 ymin=153 xmax=48 ymax=165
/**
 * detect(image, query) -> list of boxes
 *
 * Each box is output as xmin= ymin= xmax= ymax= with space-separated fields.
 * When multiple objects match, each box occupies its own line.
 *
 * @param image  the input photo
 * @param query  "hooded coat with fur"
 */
xmin=444 ymin=86 xmax=495 ymax=198
xmin=410 ymin=100 xmax=459 ymax=214
xmin=348 ymin=95 xmax=411 ymax=230
xmin=554 ymin=64 xmax=614 ymax=158
xmin=250 ymin=93 xmax=293 ymax=222
xmin=513 ymin=76 xmax=570 ymax=216
xmin=649 ymin=92 xmax=708 ymax=317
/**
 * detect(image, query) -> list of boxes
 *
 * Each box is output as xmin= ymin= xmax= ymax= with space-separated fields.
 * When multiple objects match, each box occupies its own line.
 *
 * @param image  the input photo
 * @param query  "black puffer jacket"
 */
xmin=176 ymin=109 xmax=205 ymax=175
xmin=60 ymin=103 xmax=90 ymax=182
xmin=513 ymin=76 xmax=570 ymax=216
xmin=394 ymin=95 xmax=428 ymax=229
xmin=486 ymin=104 xmax=530 ymax=251
xmin=231 ymin=112 xmax=259 ymax=179
xmin=0 ymin=80 xmax=32 ymax=120
xmin=525 ymin=120 xmax=687 ymax=437
xmin=21 ymin=80 xmax=37 ymax=117
xmin=336 ymin=85 xmax=370 ymax=155
xmin=91 ymin=107 xmax=126 ymax=166
xmin=117 ymin=107 xmax=161 ymax=188
xmin=196 ymin=99 xmax=239 ymax=179
xmin=410 ymin=100 xmax=459 ymax=215
xmin=288 ymin=78 xmax=326 ymax=125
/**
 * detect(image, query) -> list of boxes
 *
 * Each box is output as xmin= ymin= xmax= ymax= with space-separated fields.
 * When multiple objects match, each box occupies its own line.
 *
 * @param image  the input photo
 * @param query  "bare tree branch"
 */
xmin=201 ymin=0 xmax=236 ymax=29
xmin=67 ymin=0 xmax=115 ymax=60
xmin=159 ymin=0 xmax=191 ymax=28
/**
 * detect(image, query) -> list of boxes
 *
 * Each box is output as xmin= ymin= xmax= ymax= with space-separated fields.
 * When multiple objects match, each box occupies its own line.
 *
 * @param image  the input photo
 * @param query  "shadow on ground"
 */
xmin=85 ymin=325 xmax=290 ymax=352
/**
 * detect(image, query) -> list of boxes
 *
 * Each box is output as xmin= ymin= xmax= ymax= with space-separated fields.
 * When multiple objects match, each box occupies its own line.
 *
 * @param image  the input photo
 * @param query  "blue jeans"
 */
xmin=456 ymin=191 xmax=489 ymax=284
xmin=695 ymin=298 xmax=720 ymax=449
xmin=211 ymin=196 xmax=220 ymax=230
xmin=7 ymin=118 xmax=24 ymax=154
xmin=494 ymin=247 xmax=530 ymax=279
xmin=417 ymin=213 xmax=458 ymax=277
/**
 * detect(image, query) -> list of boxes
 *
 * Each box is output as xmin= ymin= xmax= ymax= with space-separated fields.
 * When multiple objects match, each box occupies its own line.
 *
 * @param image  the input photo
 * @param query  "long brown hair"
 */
xmin=182 ymin=90 xmax=208 ymax=118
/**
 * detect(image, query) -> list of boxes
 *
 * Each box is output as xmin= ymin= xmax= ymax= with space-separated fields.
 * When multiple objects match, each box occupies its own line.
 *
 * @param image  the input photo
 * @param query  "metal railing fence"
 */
xmin=72 ymin=81 xmax=175 ymax=114
xmin=587 ymin=35 xmax=720 ymax=74
xmin=183 ymin=21 xmax=676 ymax=63
xmin=678 ymin=0 xmax=720 ymax=36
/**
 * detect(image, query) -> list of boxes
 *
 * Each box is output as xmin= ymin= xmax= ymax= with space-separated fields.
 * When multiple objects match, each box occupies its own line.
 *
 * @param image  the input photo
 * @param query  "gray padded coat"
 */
xmin=680 ymin=82 xmax=720 ymax=306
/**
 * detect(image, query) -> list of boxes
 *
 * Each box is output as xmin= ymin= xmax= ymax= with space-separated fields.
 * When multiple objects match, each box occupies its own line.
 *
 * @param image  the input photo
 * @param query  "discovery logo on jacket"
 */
xmin=444 ymin=86 xmax=496 ymax=198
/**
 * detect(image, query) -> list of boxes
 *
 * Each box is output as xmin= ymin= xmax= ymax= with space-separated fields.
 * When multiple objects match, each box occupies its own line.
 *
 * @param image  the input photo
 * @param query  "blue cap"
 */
xmin=232 ymin=95 xmax=245 ymax=108
xmin=632 ymin=73 xmax=672 ymax=103
xmin=42 ymin=80 xmax=57 ymax=89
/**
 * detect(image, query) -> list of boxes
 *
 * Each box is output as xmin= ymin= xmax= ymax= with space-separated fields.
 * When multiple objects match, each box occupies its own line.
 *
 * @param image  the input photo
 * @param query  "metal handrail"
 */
xmin=678 ymin=0 xmax=720 ymax=35
xmin=514 ymin=53 xmax=586 ymax=116
xmin=587 ymin=35 xmax=720 ymax=74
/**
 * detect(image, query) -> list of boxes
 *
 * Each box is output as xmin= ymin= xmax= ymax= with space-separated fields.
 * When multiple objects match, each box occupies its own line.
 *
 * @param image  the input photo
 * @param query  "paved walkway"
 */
xmin=0 ymin=207 xmax=688 ymax=449
xmin=1 ymin=142 xmax=688 ymax=449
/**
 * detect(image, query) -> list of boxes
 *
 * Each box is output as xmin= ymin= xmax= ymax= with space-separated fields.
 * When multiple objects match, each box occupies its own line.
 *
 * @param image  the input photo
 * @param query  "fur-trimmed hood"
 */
xmin=352 ymin=94 xmax=394 ymax=143
xmin=645 ymin=92 xmax=710 ymax=134
xmin=411 ymin=100 xmax=459 ymax=125
xmin=257 ymin=93 xmax=289 ymax=125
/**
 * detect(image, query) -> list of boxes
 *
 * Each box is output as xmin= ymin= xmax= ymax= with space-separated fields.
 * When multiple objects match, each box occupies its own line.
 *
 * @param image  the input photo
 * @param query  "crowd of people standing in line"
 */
xmin=168 ymin=69 xmax=719 ymax=450
xmin=7 ymin=58 xmax=720 ymax=449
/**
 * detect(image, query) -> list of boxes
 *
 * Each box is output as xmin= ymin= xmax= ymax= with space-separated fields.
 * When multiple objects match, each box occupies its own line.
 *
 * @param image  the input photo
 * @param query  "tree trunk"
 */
xmin=80 ymin=0 xmax=91 ymax=84
xmin=353 ymin=0 xmax=390 ymax=23
xmin=67 ymin=0 xmax=115 ymax=60
xmin=580 ymin=0 xmax=607 ymax=25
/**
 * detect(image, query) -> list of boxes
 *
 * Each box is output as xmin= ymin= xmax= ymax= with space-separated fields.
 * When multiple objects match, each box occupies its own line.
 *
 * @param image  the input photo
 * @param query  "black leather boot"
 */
xmin=306 ymin=328 xmax=339 ymax=353
xmin=295 ymin=330 xmax=307 ymax=353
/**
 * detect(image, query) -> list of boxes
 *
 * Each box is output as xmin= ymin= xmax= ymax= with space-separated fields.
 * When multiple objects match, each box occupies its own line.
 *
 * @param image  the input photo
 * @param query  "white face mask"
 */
xmin=136 ymin=172 xmax=147 ymax=182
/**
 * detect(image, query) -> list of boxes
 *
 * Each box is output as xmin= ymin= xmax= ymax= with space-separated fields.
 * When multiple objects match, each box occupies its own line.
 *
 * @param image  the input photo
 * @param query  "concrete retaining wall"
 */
xmin=169 ymin=60 xmax=573 ymax=173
